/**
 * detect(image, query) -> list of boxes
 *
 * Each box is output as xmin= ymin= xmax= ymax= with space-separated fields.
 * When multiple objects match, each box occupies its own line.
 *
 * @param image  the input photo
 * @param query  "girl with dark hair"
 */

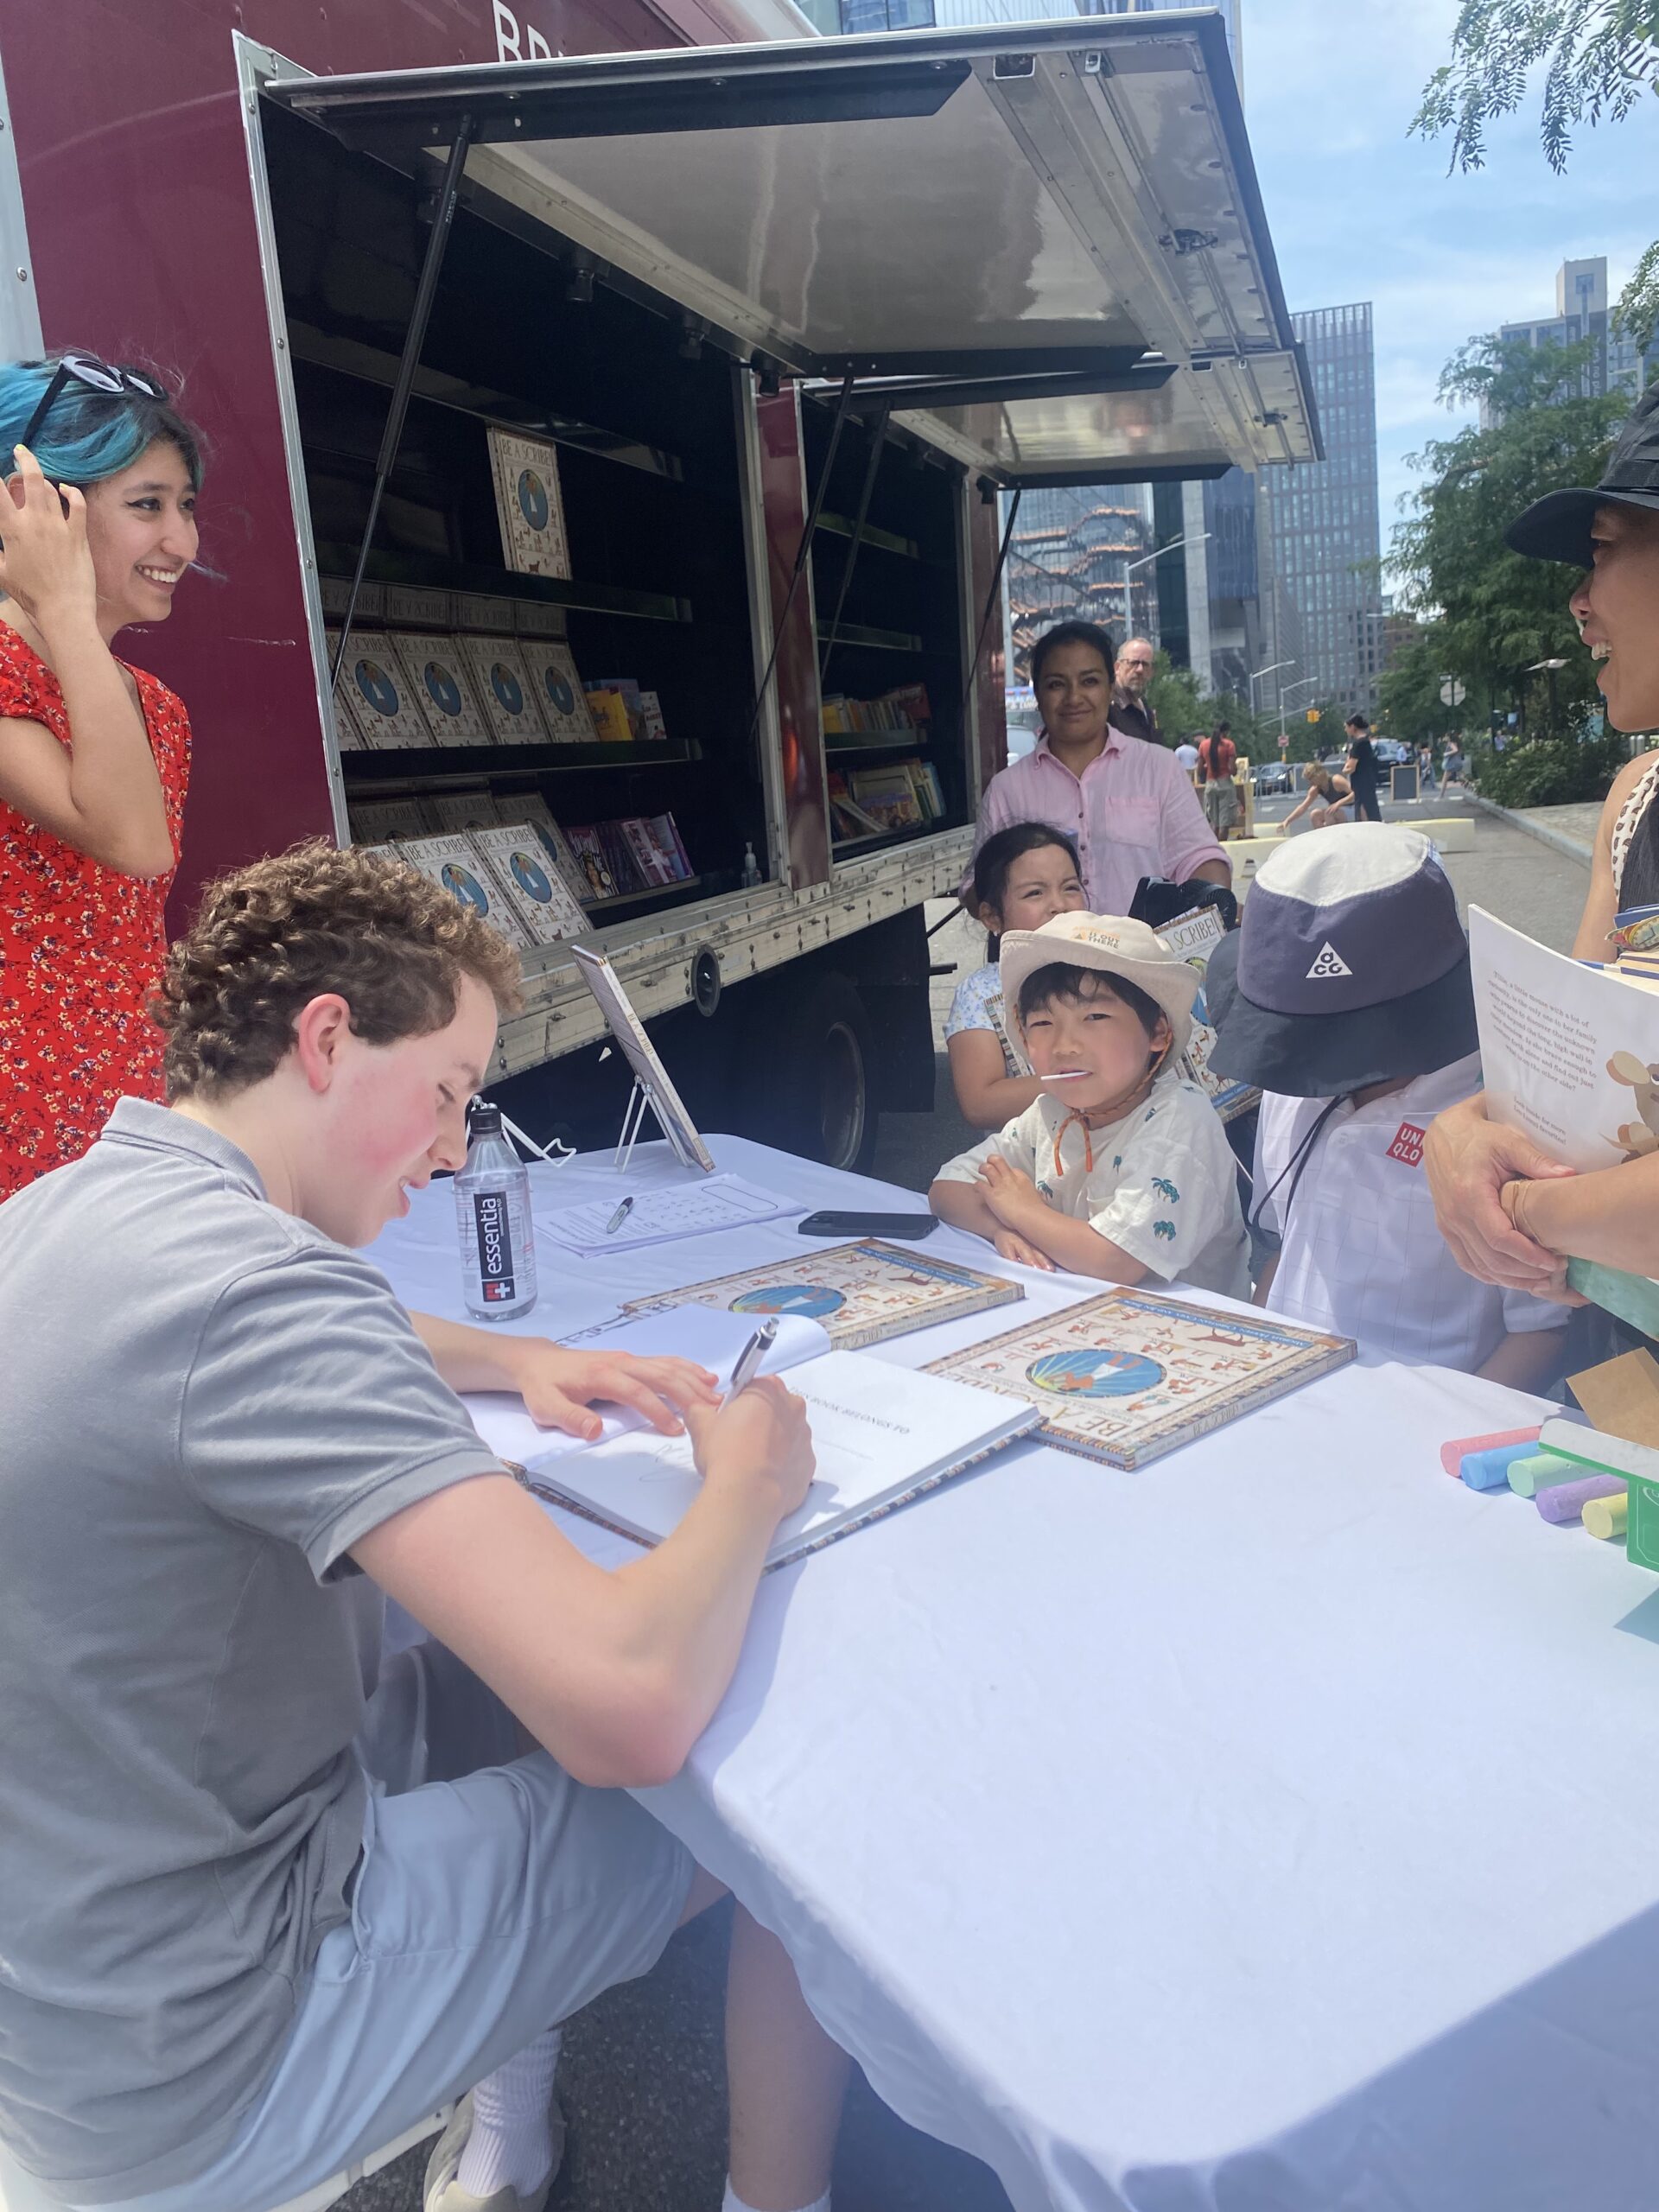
xmin=0 ymin=352 xmax=204 ymax=1198
xmin=944 ymin=821 xmax=1085 ymax=1128
xmin=973 ymin=620 xmax=1229 ymax=916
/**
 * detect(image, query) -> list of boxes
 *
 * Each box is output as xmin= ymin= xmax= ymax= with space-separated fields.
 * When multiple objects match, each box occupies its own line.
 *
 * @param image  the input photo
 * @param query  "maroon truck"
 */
xmin=0 ymin=2 xmax=1315 ymax=1163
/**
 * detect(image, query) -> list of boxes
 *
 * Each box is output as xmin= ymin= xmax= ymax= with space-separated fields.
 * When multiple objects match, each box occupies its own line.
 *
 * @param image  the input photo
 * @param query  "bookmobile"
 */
xmin=0 ymin=0 xmax=1315 ymax=1168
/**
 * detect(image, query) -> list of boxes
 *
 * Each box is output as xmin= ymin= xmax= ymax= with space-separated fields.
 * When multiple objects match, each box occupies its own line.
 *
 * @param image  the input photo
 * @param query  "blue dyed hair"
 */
xmin=0 ymin=354 xmax=204 ymax=491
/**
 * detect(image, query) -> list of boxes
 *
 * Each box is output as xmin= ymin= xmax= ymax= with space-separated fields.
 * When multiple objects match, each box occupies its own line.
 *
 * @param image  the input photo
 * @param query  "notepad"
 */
xmin=537 ymin=1174 xmax=803 ymax=1255
xmin=467 ymin=1306 xmax=1039 ymax=1567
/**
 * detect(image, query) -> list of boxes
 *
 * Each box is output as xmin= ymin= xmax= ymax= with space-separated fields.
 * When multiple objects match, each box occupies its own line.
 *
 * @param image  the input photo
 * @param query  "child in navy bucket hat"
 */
xmin=1205 ymin=825 xmax=1568 ymax=1385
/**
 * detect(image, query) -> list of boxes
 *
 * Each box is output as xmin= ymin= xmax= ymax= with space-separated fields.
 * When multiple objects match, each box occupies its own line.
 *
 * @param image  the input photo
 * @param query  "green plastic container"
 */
xmin=1625 ymin=1470 xmax=1659 ymax=1573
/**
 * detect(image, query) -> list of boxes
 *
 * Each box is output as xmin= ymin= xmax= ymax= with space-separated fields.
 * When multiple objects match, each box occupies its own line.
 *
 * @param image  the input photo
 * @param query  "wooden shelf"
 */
xmin=318 ymin=546 xmax=692 ymax=626
xmin=291 ymin=321 xmax=691 ymax=486
xmin=342 ymin=741 xmax=696 ymax=791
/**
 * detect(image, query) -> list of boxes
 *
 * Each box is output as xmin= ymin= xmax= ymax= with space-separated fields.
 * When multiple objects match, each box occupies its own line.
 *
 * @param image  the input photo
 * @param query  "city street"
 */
xmin=346 ymin=792 xmax=1595 ymax=2212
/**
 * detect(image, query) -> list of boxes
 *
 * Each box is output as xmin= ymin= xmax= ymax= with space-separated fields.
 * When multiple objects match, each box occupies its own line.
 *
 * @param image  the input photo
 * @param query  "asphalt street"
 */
xmin=346 ymin=789 xmax=1592 ymax=2212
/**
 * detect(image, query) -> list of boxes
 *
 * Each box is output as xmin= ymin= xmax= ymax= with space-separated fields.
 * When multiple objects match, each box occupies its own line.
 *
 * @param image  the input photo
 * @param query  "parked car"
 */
xmin=1251 ymin=760 xmax=1293 ymax=796
xmin=1374 ymin=739 xmax=1414 ymax=766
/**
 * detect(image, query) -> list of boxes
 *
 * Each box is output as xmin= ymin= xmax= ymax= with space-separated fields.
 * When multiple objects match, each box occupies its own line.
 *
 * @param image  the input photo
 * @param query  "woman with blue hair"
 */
xmin=0 ymin=351 xmax=204 ymax=1199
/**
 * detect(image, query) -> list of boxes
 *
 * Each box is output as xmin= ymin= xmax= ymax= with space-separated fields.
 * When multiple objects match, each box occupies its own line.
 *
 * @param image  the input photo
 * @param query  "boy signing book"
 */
xmin=930 ymin=913 xmax=1249 ymax=1297
xmin=1205 ymin=824 xmax=1569 ymax=1388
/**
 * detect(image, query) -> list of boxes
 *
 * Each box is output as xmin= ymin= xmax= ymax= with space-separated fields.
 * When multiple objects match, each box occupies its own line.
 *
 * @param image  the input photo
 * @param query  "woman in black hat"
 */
xmin=1426 ymin=383 xmax=1659 ymax=1301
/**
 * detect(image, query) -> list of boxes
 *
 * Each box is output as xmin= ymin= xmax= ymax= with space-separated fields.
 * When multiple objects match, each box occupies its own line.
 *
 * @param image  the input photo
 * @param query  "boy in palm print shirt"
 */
xmin=931 ymin=913 xmax=1248 ymax=1298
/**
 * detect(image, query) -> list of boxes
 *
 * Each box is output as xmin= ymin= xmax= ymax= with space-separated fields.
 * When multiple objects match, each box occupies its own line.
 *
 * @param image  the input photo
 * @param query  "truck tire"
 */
xmin=758 ymin=972 xmax=878 ymax=1173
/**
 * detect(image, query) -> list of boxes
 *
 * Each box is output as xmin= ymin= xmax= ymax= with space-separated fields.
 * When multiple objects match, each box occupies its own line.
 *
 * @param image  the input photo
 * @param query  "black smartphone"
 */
xmin=798 ymin=1211 xmax=938 ymax=1240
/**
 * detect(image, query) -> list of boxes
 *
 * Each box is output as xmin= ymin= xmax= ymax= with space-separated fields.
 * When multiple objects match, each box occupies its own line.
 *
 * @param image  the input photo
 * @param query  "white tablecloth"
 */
xmin=370 ymin=1136 xmax=1659 ymax=2212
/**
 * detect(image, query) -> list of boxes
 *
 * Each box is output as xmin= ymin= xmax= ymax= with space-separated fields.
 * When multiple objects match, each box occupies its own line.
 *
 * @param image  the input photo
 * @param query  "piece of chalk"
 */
xmin=1535 ymin=1474 xmax=1627 ymax=1525
xmin=1441 ymin=1427 xmax=1541 ymax=1478
xmin=1460 ymin=1443 xmax=1536 ymax=1491
xmin=1584 ymin=1492 xmax=1630 ymax=1541
xmin=1506 ymin=1452 xmax=1586 ymax=1499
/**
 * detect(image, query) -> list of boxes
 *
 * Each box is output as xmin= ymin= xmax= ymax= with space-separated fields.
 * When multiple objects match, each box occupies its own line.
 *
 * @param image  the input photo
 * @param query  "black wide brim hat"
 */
xmin=1205 ymin=904 xmax=1478 ymax=1099
xmin=1506 ymin=383 xmax=1659 ymax=569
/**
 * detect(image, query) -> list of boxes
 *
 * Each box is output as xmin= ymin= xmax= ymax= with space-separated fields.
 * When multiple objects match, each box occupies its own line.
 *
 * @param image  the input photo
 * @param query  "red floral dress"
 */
xmin=0 ymin=626 xmax=191 ymax=1199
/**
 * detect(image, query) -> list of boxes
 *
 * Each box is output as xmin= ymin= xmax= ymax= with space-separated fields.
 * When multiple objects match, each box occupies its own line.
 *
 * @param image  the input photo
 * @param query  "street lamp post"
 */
xmin=1279 ymin=675 xmax=1319 ymax=747
xmin=1249 ymin=660 xmax=1295 ymax=752
xmin=1122 ymin=532 xmax=1211 ymax=652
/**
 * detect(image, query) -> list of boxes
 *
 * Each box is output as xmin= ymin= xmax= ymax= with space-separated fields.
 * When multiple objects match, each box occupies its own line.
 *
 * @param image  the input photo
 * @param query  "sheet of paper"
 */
xmin=461 ymin=1306 xmax=830 ymax=1470
xmin=536 ymin=1173 xmax=804 ymax=1254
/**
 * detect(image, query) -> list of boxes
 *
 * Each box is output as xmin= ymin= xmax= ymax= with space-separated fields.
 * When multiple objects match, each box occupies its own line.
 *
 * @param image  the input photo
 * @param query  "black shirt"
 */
xmin=1111 ymin=688 xmax=1160 ymax=747
xmin=1346 ymin=737 xmax=1378 ymax=791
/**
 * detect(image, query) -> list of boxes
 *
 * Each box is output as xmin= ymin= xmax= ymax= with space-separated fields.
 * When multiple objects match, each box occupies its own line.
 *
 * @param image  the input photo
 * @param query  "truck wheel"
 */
xmin=764 ymin=973 xmax=878 ymax=1173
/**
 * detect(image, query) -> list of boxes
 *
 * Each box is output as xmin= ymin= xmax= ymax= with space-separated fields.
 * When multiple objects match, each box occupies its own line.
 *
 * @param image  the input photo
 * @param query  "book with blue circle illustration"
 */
xmin=925 ymin=1290 xmax=1352 ymax=1469
xmin=621 ymin=1239 xmax=1022 ymax=1349
xmin=487 ymin=429 xmax=571 ymax=580
xmin=391 ymin=633 xmax=494 ymax=747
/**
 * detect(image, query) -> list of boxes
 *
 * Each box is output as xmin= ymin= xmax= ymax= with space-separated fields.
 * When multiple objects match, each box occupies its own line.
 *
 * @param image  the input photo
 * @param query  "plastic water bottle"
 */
xmin=741 ymin=842 xmax=762 ymax=889
xmin=455 ymin=1102 xmax=537 ymax=1322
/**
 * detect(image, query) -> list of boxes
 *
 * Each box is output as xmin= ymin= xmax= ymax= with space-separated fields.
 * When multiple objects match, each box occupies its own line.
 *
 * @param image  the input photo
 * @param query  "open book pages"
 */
xmin=620 ymin=1238 xmax=1023 ymax=1349
xmin=504 ymin=1335 xmax=1041 ymax=1569
xmin=925 ymin=1288 xmax=1353 ymax=1471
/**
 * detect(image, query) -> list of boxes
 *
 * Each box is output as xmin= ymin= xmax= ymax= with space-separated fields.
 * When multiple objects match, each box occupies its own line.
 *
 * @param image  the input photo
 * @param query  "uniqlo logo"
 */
xmin=1387 ymin=1121 xmax=1427 ymax=1166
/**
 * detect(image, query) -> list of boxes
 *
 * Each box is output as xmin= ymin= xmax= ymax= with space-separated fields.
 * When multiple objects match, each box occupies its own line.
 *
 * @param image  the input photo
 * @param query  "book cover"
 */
xmin=398 ymin=834 xmax=534 ymax=950
xmin=638 ymin=690 xmax=669 ymax=743
xmin=564 ymin=826 xmax=620 ymax=904
xmin=391 ymin=634 xmax=494 ymax=748
xmin=460 ymin=639 xmax=546 ymax=746
xmin=569 ymin=944 xmax=715 ymax=1173
xmin=849 ymin=765 xmax=925 ymax=833
xmin=1159 ymin=906 xmax=1261 ymax=1126
xmin=655 ymin=811 xmax=694 ymax=880
xmin=621 ymin=1240 xmax=1025 ymax=1351
xmin=518 ymin=640 xmax=601 ymax=745
xmin=584 ymin=688 xmax=636 ymax=746
xmin=618 ymin=816 xmax=682 ymax=888
xmin=429 ymin=791 xmax=506 ymax=834
xmin=349 ymin=798 xmax=434 ymax=844
xmin=454 ymin=593 xmax=517 ymax=633
xmin=925 ymin=1289 xmax=1354 ymax=1471
xmin=324 ymin=633 xmax=368 ymax=753
xmin=384 ymin=585 xmax=452 ymax=628
xmin=340 ymin=640 xmax=435 ymax=748
xmin=486 ymin=429 xmax=571 ymax=579
xmin=509 ymin=796 xmax=594 ymax=909
xmin=472 ymin=823 xmax=589 ymax=947
xmin=596 ymin=819 xmax=647 ymax=895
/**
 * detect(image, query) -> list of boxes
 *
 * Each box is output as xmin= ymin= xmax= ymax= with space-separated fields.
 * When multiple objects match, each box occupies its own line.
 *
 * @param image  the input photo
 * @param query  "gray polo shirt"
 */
xmin=0 ymin=1101 xmax=503 ymax=2202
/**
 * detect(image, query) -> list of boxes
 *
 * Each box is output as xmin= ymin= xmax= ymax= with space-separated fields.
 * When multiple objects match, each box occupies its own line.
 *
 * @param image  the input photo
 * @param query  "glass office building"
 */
xmin=1262 ymin=301 xmax=1382 ymax=716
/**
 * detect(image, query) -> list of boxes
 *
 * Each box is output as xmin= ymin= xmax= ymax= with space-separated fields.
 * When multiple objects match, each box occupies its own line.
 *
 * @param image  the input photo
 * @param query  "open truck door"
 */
xmin=229 ymin=13 xmax=1318 ymax=1160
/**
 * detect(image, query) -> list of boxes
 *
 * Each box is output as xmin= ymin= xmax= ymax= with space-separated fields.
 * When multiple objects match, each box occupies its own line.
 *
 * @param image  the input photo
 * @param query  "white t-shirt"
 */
xmin=1174 ymin=742 xmax=1201 ymax=773
xmin=1251 ymin=1052 xmax=1565 ymax=1371
xmin=943 ymin=962 xmax=1030 ymax=1079
xmin=936 ymin=1066 xmax=1249 ymax=1299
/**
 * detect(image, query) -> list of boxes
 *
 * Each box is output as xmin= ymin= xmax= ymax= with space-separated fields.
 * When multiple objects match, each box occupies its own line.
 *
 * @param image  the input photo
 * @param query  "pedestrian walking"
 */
xmin=1344 ymin=713 xmax=1382 ymax=822
xmin=1198 ymin=721 xmax=1242 ymax=839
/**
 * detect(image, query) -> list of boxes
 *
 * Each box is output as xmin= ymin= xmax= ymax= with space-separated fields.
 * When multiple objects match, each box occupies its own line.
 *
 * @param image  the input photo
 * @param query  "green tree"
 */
xmin=1376 ymin=626 xmax=1465 ymax=747
xmin=1414 ymin=2 xmax=1659 ymax=346
xmin=1389 ymin=334 xmax=1625 ymax=730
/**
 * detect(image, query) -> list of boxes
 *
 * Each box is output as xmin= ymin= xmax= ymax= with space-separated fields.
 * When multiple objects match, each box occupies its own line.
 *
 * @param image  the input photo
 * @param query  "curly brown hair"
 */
xmin=154 ymin=841 xmax=525 ymax=1100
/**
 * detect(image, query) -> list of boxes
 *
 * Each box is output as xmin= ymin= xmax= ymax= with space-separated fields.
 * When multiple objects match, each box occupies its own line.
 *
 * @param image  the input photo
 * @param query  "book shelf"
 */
xmin=804 ymin=393 xmax=970 ymax=863
xmin=267 ymin=97 xmax=769 ymax=914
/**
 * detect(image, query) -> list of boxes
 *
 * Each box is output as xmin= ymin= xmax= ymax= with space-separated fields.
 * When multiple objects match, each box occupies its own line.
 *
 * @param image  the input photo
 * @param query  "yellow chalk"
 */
xmin=1583 ymin=1493 xmax=1630 ymax=1541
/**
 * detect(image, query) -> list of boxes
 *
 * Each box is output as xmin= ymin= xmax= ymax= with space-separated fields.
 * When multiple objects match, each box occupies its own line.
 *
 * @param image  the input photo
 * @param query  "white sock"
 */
xmin=721 ymin=2186 xmax=830 ymax=2212
xmin=455 ymin=2029 xmax=563 ymax=2200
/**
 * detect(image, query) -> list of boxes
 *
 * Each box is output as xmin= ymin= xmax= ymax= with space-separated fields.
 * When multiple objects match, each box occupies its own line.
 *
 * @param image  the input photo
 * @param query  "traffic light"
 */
xmin=1306 ymin=708 xmax=1319 ymax=723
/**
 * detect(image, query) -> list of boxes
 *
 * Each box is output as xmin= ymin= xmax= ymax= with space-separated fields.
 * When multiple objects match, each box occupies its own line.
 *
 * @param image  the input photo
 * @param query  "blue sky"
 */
xmin=1238 ymin=0 xmax=1659 ymax=570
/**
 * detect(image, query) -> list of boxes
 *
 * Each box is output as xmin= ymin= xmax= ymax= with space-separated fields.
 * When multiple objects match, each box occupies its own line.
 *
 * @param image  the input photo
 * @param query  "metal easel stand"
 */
xmin=614 ymin=1079 xmax=669 ymax=1172
xmin=500 ymin=1112 xmax=574 ymax=1166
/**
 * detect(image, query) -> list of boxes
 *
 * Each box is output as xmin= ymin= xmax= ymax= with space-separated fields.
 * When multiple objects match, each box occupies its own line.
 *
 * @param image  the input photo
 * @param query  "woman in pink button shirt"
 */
xmin=976 ymin=621 xmax=1230 ymax=916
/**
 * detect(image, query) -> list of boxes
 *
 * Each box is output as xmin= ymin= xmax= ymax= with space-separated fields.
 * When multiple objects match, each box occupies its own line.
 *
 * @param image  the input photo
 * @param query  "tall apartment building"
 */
xmin=1261 ymin=301 xmax=1383 ymax=716
xmin=1485 ymin=256 xmax=1658 ymax=422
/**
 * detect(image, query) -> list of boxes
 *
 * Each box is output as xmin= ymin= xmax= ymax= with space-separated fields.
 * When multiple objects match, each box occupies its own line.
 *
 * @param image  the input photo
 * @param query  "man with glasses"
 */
xmin=1109 ymin=634 xmax=1161 ymax=748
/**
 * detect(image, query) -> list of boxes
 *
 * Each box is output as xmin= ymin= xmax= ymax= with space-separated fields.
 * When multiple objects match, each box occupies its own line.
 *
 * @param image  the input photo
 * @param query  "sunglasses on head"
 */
xmin=17 ymin=353 xmax=169 ymax=461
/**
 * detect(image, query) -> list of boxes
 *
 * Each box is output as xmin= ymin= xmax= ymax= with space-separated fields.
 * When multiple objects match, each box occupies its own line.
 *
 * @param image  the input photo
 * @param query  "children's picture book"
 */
xmin=1158 ymin=906 xmax=1261 ymax=1125
xmin=340 ymin=640 xmax=435 ymax=748
xmin=398 ymin=833 xmax=535 ymax=950
xmin=596 ymin=820 xmax=647 ymax=896
xmin=584 ymin=686 xmax=637 ymax=746
xmin=471 ymin=823 xmax=589 ymax=947
xmin=460 ymin=638 xmax=546 ymax=746
xmin=565 ymin=825 xmax=620 ymax=904
xmin=384 ymin=585 xmax=451 ymax=628
xmin=349 ymin=797 xmax=433 ymax=844
xmin=638 ymin=690 xmax=668 ymax=743
xmin=622 ymin=1239 xmax=1024 ymax=1350
xmin=486 ymin=429 xmax=571 ymax=579
xmin=518 ymin=639 xmax=601 ymax=745
xmin=470 ymin=1307 xmax=1040 ymax=1571
xmin=569 ymin=944 xmax=715 ymax=1172
xmin=618 ymin=814 xmax=693 ymax=887
xmin=849 ymin=765 xmax=926 ymax=833
xmin=925 ymin=1289 xmax=1354 ymax=1470
xmin=510 ymin=795 xmax=594 ymax=910
xmin=391 ymin=633 xmax=494 ymax=747
xmin=428 ymin=790 xmax=507 ymax=835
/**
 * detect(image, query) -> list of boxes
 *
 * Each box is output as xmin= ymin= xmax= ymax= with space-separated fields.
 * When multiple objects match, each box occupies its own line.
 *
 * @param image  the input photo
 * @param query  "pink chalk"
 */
xmin=1440 ymin=1427 xmax=1541 ymax=1479
xmin=1535 ymin=1474 xmax=1627 ymax=1525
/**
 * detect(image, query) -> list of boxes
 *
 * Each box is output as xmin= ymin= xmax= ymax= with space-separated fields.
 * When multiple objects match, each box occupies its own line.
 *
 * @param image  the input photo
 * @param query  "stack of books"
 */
xmin=829 ymin=758 xmax=945 ymax=843
xmin=821 ymin=682 xmax=932 ymax=741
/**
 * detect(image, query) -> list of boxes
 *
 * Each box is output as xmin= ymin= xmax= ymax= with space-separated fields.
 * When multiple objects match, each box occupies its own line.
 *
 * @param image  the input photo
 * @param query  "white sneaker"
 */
xmin=422 ymin=2092 xmax=567 ymax=2212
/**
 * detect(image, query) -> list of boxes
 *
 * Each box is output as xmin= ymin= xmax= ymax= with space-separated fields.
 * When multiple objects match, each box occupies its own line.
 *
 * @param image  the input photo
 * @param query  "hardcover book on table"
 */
xmin=398 ymin=833 xmax=534 ymax=950
xmin=460 ymin=638 xmax=545 ymax=746
xmin=391 ymin=634 xmax=495 ymax=748
xmin=518 ymin=639 xmax=601 ymax=744
xmin=486 ymin=429 xmax=571 ymax=579
xmin=925 ymin=1289 xmax=1354 ymax=1470
xmin=472 ymin=823 xmax=589 ymax=947
xmin=621 ymin=1240 xmax=1025 ymax=1351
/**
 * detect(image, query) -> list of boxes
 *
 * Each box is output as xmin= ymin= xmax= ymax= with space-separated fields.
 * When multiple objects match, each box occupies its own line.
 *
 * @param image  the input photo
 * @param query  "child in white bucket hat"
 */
xmin=930 ymin=912 xmax=1249 ymax=1296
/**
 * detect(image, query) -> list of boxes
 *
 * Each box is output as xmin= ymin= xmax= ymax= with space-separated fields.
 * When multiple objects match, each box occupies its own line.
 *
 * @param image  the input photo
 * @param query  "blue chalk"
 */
xmin=1461 ymin=1443 xmax=1535 ymax=1491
